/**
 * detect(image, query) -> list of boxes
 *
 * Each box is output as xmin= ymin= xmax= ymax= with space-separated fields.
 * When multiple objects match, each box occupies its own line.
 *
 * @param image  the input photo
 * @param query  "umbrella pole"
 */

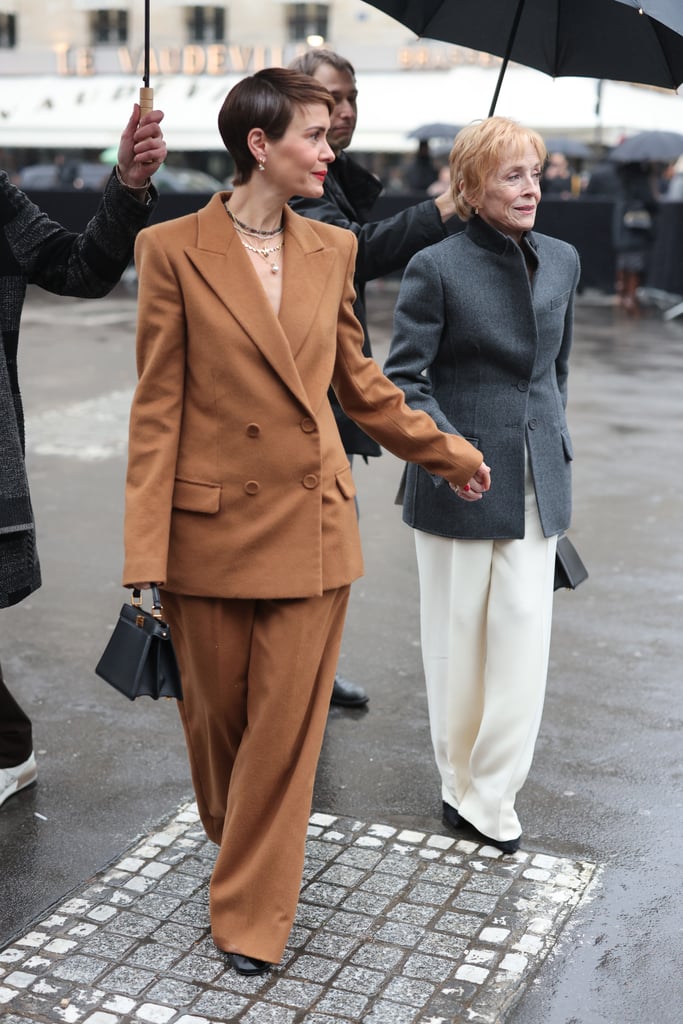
xmin=140 ymin=0 xmax=153 ymax=115
xmin=488 ymin=0 xmax=526 ymax=116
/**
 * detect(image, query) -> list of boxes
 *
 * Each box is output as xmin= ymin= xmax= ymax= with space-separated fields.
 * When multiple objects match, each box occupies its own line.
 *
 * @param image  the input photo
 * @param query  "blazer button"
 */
xmin=528 ymin=418 xmax=538 ymax=429
xmin=301 ymin=417 xmax=316 ymax=433
xmin=517 ymin=380 xmax=529 ymax=392
xmin=302 ymin=474 xmax=319 ymax=489
xmin=246 ymin=423 xmax=261 ymax=438
xmin=244 ymin=480 xmax=260 ymax=495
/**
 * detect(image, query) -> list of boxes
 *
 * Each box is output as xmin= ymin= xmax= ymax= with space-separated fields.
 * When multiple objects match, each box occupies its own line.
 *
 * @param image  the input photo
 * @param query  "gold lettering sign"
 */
xmin=52 ymin=44 xmax=285 ymax=76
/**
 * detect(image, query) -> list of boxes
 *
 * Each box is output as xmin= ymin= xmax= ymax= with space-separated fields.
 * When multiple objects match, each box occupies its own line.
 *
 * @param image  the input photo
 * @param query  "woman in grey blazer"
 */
xmin=384 ymin=117 xmax=581 ymax=854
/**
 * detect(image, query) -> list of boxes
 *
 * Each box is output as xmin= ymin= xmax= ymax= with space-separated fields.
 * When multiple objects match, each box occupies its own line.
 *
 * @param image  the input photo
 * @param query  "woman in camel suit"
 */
xmin=123 ymin=68 xmax=489 ymax=976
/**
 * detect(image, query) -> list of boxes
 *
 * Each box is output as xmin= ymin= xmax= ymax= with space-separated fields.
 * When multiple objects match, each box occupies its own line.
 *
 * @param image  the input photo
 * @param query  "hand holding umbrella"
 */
xmin=116 ymin=103 xmax=166 ymax=192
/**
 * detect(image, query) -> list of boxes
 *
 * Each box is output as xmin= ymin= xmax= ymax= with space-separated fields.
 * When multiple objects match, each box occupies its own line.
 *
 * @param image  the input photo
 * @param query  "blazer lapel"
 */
xmin=184 ymin=193 xmax=312 ymax=410
xmin=278 ymin=206 xmax=338 ymax=362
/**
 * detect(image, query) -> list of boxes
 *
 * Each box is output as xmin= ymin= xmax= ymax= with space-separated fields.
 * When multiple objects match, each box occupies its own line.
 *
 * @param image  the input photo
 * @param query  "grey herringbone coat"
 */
xmin=0 ymin=170 xmax=156 ymax=608
xmin=383 ymin=215 xmax=581 ymax=540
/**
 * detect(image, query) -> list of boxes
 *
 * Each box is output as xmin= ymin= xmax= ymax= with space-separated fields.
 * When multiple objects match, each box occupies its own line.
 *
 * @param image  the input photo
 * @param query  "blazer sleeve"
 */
xmin=3 ymin=170 xmax=157 ymax=297
xmin=122 ymin=229 xmax=186 ymax=587
xmin=291 ymin=190 xmax=448 ymax=284
xmin=382 ymin=247 xmax=463 ymax=436
xmin=555 ymin=246 xmax=581 ymax=406
xmin=331 ymin=237 xmax=482 ymax=486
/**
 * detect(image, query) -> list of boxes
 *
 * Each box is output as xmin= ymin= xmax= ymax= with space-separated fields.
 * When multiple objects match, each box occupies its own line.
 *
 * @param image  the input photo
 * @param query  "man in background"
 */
xmin=289 ymin=49 xmax=459 ymax=708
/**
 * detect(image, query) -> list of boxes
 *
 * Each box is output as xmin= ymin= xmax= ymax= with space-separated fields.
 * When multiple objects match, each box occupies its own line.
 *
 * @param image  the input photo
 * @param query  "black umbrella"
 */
xmin=364 ymin=1 xmax=683 ymax=115
xmin=408 ymin=122 xmax=462 ymax=142
xmin=614 ymin=0 xmax=683 ymax=36
xmin=609 ymin=129 xmax=683 ymax=162
xmin=140 ymin=0 xmax=153 ymax=115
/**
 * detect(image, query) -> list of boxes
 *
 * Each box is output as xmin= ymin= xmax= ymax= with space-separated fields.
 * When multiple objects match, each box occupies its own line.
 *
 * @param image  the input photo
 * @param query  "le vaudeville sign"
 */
xmin=51 ymin=42 xmax=501 ymax=77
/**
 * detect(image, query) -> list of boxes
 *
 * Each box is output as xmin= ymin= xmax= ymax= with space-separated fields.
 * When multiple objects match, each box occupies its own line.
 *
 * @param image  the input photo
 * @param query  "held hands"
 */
xmin=116 ymin=104 xmax=167 ymax=190
xmin=450 ymin=462 xmax=491 ymax=501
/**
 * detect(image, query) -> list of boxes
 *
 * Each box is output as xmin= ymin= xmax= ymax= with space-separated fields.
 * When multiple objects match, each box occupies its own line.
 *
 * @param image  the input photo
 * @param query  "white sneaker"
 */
xmin=0 ymin=752 xmax=38 ymax=808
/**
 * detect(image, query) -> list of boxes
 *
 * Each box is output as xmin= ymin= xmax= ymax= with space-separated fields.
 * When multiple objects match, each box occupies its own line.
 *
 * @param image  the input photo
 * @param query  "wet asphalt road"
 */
xmin=0 ymin=280 xmax=681 ymax=1023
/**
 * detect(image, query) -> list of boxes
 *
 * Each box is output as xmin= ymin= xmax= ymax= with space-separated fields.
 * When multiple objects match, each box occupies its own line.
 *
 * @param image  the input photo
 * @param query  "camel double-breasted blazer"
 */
xmin=123 ymin=193 xmax=483 ymax=599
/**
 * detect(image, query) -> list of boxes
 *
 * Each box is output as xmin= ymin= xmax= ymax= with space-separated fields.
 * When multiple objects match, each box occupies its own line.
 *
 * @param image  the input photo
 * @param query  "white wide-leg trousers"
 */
xmin=414 ymin=475 xmax=557 ymax=842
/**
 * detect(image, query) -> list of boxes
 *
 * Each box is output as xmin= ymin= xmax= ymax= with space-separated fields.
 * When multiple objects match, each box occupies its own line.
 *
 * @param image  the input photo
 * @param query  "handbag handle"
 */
xmin=131 ymin=584 xmax=164 ymax=621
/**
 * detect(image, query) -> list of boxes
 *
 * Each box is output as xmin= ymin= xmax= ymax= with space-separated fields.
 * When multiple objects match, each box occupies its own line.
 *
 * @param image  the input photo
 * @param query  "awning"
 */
xmin=1 ymin=68 xmax=682 ymax=153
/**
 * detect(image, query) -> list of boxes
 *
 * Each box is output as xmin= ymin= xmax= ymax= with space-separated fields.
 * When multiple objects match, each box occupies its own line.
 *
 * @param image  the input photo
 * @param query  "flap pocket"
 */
xmin=550 ymin=289 xmax=572 ymax=310
xmin=172 ymin=478 xmax=221 ymax=514
xmin=335 ymin=465 xmax=357 ymax=500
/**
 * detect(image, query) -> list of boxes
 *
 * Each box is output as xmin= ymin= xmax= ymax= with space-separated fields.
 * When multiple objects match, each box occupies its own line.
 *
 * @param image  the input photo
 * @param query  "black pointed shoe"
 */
xmin=228 ymin=953 xmax=271 ymax=976
xmin=330 ymin=674 xmax=369 ymax=708
xmin=442 ymin=801 xmax=463 ymax=831
xmin=460 ymin=814 xmax=521 ymax=855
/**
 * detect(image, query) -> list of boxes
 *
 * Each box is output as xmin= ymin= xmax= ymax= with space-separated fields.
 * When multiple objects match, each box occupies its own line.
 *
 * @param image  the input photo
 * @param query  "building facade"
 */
xmin=1 ymin=2 xmax=681 ymax=178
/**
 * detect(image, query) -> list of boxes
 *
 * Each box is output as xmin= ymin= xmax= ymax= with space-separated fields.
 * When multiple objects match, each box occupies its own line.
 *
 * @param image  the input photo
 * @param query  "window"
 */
xmin=89 ymin=9 xmax=128 ymax=45
xmin=185 ymin=6 xmax=226 ymax=44
xmin=0 ymin=13 xmax=16 ymax=48
xmin=285 ymin=4 xmax=328 ymax=43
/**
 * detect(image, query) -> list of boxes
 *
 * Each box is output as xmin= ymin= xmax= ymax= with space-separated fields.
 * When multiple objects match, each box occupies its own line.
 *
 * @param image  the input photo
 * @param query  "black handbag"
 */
xmin=554 ymin=535 xmax=589 ymax=591
xmin=95 ymin=586 xmax=183 ymax=700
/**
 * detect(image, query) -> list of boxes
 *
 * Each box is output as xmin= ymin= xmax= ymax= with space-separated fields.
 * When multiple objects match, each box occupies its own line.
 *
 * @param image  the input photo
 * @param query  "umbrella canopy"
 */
xmin=613 ymin=1 xmax=683 ymax=36
xmin=364 ymin=0 xmax=683 ymax=114
xmin=609 ymin=129 xmax=683 ymax=162
xmin=407 ymin=122 xmax=462 ymax=142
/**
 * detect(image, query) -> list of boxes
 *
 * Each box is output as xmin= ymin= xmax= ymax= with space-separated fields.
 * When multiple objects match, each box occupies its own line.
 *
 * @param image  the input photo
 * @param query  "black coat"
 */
xmin=0 ymin=170 xmax=156 ymax=608
xmin=290 ymin=152 xmax=449 ymax=457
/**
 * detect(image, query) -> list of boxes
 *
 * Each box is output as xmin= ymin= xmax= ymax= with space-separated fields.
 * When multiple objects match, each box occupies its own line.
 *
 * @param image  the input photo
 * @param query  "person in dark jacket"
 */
xmin=611 ymin=161 xmax=658 ymax=316
xmin=384 ymin=117 xmax=580 ymax=854
xmin=0 ymin=103 xmax=166 ymax=809
xmin=289 ymin=48 xmax=460 ymax=708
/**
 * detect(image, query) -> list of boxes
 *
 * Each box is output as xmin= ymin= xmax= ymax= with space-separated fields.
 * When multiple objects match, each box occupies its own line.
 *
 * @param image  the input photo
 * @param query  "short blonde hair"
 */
xmin=449 ymin=117 xmax=547 ymax=221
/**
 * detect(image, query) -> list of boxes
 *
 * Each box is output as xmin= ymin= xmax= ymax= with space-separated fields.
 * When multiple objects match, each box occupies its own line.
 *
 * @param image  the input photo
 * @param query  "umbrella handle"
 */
xmin=139 ymin=86 xmax=154 ymax=118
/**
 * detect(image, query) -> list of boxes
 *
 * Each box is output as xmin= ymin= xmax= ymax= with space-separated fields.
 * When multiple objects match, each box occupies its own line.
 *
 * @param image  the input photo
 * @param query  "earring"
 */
xmin=257 ymin=160 xmax=265 ymax=173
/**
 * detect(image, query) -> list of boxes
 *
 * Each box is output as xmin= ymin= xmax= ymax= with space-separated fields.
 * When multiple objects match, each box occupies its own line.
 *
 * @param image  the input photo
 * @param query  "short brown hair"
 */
xmin=289 ymin=48 xmax=356 ymax=81
xmin=449 ymin=117 xmax=547 ymax=220
xmin=218 ymin=67 xmax=334 ymax=185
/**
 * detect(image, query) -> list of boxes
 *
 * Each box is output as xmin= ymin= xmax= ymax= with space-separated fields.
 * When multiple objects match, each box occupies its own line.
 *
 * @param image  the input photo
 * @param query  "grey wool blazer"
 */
xmin=383 ymin=215 xmax=581 ymax=540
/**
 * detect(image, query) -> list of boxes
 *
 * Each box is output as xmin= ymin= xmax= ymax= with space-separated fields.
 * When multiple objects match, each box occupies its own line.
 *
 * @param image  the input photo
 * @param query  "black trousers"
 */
xmin=0 ymin=659 xmax=33 ymax=768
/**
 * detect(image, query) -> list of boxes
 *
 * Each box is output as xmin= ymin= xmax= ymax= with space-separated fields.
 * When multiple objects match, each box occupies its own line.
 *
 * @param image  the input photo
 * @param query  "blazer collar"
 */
xmin=186 ymin=193 xmax=337 ymax=410
xmin=465 ymin=213 xmax=539 ymax=264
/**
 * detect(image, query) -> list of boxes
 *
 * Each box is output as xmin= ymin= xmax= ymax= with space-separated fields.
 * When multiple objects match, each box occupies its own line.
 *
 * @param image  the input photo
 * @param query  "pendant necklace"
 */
xmin=238 ymin=236 xmax=284 ymax=274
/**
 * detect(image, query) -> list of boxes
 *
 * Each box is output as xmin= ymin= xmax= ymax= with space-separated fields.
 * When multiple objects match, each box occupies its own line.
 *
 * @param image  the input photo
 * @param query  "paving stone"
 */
xmin=313 ymin=986 xmax=369 ymax=1017
xmin=349 ymin=944 xmax=404 ymax=973
xmin=123 ymin=945 xmax=179 ymax=974
xmin=287 ymin=954 xmax=338 ymax=984
xmin=99 ymin=964 xmax=156 ymax=995
xmin=143 ymin=977 xmax=205 ymax=1006
xmin=51 ymin=955 xmax=110 ymax=984
xmin=171 ymin=952 xmax=224 ymax=983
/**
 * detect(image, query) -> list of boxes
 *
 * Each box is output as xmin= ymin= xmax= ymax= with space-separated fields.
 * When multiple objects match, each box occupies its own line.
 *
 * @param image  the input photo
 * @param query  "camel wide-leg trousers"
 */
xmin=414 ymin=482 xmax=557 ymax=842
xmin=161 ymin=586 xmax=350 ymax=965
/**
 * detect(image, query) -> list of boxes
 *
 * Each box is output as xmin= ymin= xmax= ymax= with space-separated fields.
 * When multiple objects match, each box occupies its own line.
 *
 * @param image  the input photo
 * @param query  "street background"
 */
xmin=0 ymin=281 xmax=681 ymax=1022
